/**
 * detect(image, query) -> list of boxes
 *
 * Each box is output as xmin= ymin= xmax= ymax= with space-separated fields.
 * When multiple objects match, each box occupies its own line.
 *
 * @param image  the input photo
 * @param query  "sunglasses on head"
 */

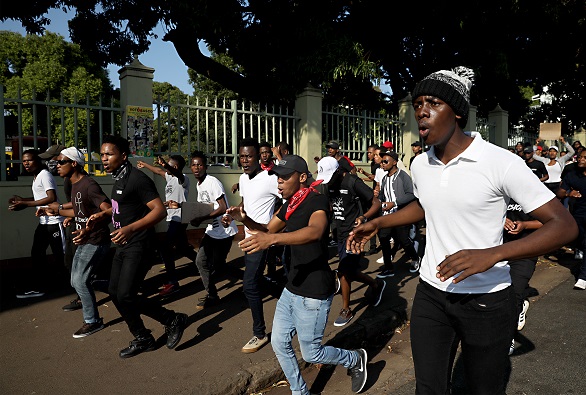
xmin=56 ymin=159 xmax=74 ymax=165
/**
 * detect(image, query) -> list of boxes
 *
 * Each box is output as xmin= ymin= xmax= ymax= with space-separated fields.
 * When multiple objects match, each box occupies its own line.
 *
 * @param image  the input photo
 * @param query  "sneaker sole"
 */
xmin=16 ymin=293 xmax=45 ymax=299
xmin=376 ymin=273 xmax=395 ymax=278
xmin=372 ymin=281 xmax=386 ymax=307
xmin=73 ymin=325 xmax=105 ymax=338
xmin=334 ymin=315 xmax=354 ymax=327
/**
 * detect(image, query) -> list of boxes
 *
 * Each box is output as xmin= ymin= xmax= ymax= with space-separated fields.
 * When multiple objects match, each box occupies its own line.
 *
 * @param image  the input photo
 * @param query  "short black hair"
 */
xmin=259 ymin=141 xmax=271 ymax=150
xmin=239 ymin=138 xmax=260 ymax=155
xmin=277 ymin=141 xmax=291 ymax=153
xmin=190 ymin=150 xmax=207 ymax=166
xmin=103 ymin=135 xmax=130 ymax=156
xmin=169 ymin=154 xmax=186 ymax=171
xmin=22 ymin=149 xmax=41 ymax=161
xmin=368 ymin=144 xmax=379 ymax=150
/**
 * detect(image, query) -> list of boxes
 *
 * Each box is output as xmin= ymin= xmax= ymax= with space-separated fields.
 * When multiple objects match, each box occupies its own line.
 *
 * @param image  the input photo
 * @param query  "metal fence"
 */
xmin=323 ymin=105 xmax=403 ymax=162
xmin=153 ymin=95 xmax=298 ymax=167
xmin=1 ymin=85 xmax=122 ymax=181
xmin=2 ymin=84 xmax=408 ymax=180
xmin=508 ymin=127 xmax=538 ymax=148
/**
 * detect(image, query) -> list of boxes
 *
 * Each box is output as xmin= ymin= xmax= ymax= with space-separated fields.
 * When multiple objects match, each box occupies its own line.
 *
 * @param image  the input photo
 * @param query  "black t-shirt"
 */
xmin=329 ymin=173 xmax=374 ymax=240
xmin=525 ymin=159 xmax=548 ymax=180
xmin=111 ymin=165 xmax=161 ymax=245
xmin=504 ymin=198 xmax=535 ymax=243
xmin=276 ymin=192 xmax=334 ymax=300
xmin=561 ymin=169 xmax=586 ymax=218
xmin=71 ymin=176 xmax=111 ymax=245
xmin=338 ymin=156 xmax=354 ymax=173
xmin=370 ymin=160 xmax=378 ymax=189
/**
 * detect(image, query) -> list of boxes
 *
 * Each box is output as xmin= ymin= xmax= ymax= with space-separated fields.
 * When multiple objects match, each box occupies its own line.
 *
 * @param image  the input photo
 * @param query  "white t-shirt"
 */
xmin=197 ymin=174 xmax=237 ymax=239
xmin=239 ymin=170 xmax=279 ymax=237
xmin=374 ymin=167 xmax=386 ymax=184
xmin=165 ymin=173 xmax=190 ymax=222
xmin=411 ymin=132 xmax=554 ymax=294
xmin=33 ymin=169 xmax=63 ymax=225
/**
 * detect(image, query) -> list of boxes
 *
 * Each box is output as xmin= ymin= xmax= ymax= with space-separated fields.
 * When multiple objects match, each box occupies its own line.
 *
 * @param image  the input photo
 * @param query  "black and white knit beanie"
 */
xmin=412 ymin=66 xmax=475 ymax=123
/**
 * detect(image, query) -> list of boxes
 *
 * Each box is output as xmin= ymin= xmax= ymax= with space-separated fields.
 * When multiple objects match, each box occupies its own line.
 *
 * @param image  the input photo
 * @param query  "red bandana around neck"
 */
xmin=285 ymin=180 xmax=324 ymax=220
xmin=261 ymin=161 xmax=275 ymax=171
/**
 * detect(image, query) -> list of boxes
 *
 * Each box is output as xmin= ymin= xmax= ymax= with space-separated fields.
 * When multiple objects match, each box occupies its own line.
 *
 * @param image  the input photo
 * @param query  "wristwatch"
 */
xmin=359 ymin=215 xmax=368 ymax=223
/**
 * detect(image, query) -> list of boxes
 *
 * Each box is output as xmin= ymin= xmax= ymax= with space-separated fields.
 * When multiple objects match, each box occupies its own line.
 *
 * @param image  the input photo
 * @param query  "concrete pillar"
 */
xmin=118 ymin=57 xmax=155 ymax=138
xmin=295 ymin=86 xmax=323 ymax=166
xmin=465 ymin=105 xmax=477 ymax=133
xmin=399 ymin=93 xmax=418 ymax=165
xmin=489 ymin=104 xmax=509 ymax=149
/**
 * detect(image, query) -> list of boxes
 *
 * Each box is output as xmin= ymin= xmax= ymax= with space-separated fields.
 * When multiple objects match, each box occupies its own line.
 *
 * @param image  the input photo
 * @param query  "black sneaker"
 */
xmin=165 ymin=313 xmax=188 ymax=349
xmin=365 ymin=279 xmax=386 ymax=307
xmin=196 ymin=295 xmax=220 ymax=310
xmin=376 ymin=269 xmax=395 ymax=278
xmin=73 ymin=319 xmax=104 ymax=338
xmin=62 ymin=298 xmax=82 ymax=312
xmin=119 ymin=334 xmax=156 ymax=358
xmin=349 ymin=348 xmax=368 ymax=393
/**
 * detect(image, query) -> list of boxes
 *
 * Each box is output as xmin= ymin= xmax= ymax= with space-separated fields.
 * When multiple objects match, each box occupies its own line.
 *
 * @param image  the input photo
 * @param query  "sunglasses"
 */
xmin=56 ymin=159 xmax=74 ymax=165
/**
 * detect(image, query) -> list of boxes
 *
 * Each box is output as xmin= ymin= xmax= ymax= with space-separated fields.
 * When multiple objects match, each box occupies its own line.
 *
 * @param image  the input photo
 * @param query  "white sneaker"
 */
xmin=242 ymin=335 xmax=269 ymax=353
xmin=574 ymin=279 xmax=586 ymax=290
xmin=517 ymin=299 xmax=529 ymax=331
xmin=376 ymin=256 xmax=384 ymax=264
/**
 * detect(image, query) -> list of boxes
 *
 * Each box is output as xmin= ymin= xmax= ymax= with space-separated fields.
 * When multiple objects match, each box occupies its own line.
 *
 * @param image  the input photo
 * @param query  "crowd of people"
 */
xmin=6 ymin=65 xmax=585 ymax=395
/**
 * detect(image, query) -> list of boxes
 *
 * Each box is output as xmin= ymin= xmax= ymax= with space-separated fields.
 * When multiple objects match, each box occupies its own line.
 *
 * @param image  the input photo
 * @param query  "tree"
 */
xmin=2 ymin=0 xmax=584 ymax=128
xmin=0 ymin=30 xmax=116 ymax=147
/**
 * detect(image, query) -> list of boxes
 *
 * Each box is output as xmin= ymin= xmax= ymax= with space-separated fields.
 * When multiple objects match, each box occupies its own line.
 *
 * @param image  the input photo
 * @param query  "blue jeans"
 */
xmin=243 ymin=250 xmax=268 ymax=338
xmin=272 ymin=288 xmax=359 ymax=395
xmin=71 ymin=243 xmax=110 ymax=323
xmin=410 ymin=280 xmax=515 ymax=395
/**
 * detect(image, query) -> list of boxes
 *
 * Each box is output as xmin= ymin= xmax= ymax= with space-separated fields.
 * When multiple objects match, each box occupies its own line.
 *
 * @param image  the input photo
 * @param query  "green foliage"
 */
xmin=1 ymin=30 xmax=115 ymax=148
xmin=3 ymin=0 xmax=585 ymax=128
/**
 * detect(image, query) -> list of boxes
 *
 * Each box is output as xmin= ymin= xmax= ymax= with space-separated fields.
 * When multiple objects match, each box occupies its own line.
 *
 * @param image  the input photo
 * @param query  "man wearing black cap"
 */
xmin=228 ymin=154 xmax=369 ymax=394
xmin=522 ymin=145 xmax=549 ymax=182
xmin=409 ymin=141 xmax=423 ymax=169
xmin=326 ymin=140 xmax=356 ymax=174
xmin=348 ymin=66 xmax=576 ymax=394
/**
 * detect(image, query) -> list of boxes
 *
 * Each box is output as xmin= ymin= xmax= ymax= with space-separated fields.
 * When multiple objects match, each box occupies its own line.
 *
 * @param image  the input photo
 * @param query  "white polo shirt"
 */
xmin=33 ymin=169 xmax=63 ymax=225
xmin=411 ymin=132 xmax=554 ymax=293
xmin=239 ymin=170 xmax=279 ymax=237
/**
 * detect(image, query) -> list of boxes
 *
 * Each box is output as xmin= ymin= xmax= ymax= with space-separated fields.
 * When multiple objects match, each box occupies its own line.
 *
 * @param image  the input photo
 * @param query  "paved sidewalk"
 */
xmin=0 ymin=241 xmax=579 ymax=395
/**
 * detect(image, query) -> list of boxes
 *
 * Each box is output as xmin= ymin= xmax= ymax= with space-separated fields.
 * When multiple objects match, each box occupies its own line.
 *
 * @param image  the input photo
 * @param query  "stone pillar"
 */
xmin=465 ymin=105 xmax=477 ymax=133
xmin=295 ymin=86 xmax=323 ymax=166
xmin=399 ymin=93 xmax=418 ymax=166
xmin=489 ymin=104 xmax=509 ymax=149
xmin=118 ymin=57 xmax=155 ymax=138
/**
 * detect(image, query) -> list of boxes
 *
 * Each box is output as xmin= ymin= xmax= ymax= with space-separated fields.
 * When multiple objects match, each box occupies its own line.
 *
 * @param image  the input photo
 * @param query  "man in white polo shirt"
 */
xmin=347 ymin=66 xmax=577 ymax=394
xmin=225 ymin=138 xmax=280 ymax=353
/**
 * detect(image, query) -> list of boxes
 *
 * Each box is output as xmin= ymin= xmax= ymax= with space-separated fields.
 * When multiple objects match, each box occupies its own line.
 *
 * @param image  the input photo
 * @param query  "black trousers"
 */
xmin=109 ymin=242 xmax=176 ymax=338
xmin=410 ymin=280 xmax=515 ymax=395
xmin=29 ymin=222 xmax=65 ymax=290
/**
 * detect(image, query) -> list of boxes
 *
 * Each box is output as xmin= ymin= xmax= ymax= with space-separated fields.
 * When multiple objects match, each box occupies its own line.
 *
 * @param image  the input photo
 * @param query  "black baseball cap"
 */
xmin=523 ymin=146 xmax=534 ymax=154
xmin=39 ymin=144 xmax=66 ymax=159
xmin=269 ymin=155 xmax=312 ymax=178
xmin=325 ymin=140 xmax=340 ymax=149
xmin=411 ymin=141 xmax=422 ymax=147
xmin=381 ymin=150 xmax=399 ymax=161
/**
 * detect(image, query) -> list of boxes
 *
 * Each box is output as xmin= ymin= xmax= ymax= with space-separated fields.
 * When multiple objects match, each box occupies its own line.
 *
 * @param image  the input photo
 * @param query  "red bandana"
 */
xmin=261 ymin=161 xmax=275 ymax=171
xmin=285 ymin=180 xmax=324 ymax=220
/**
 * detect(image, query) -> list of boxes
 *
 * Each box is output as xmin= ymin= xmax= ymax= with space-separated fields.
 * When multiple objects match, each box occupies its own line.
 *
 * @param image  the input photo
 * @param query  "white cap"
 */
xmin=316 ymin=156 xmax=339 ymax=183
xmin=61 ymin=147 xmax=85 ymax=166
xmin=549 ymin=146 xmax=559 ymax=152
